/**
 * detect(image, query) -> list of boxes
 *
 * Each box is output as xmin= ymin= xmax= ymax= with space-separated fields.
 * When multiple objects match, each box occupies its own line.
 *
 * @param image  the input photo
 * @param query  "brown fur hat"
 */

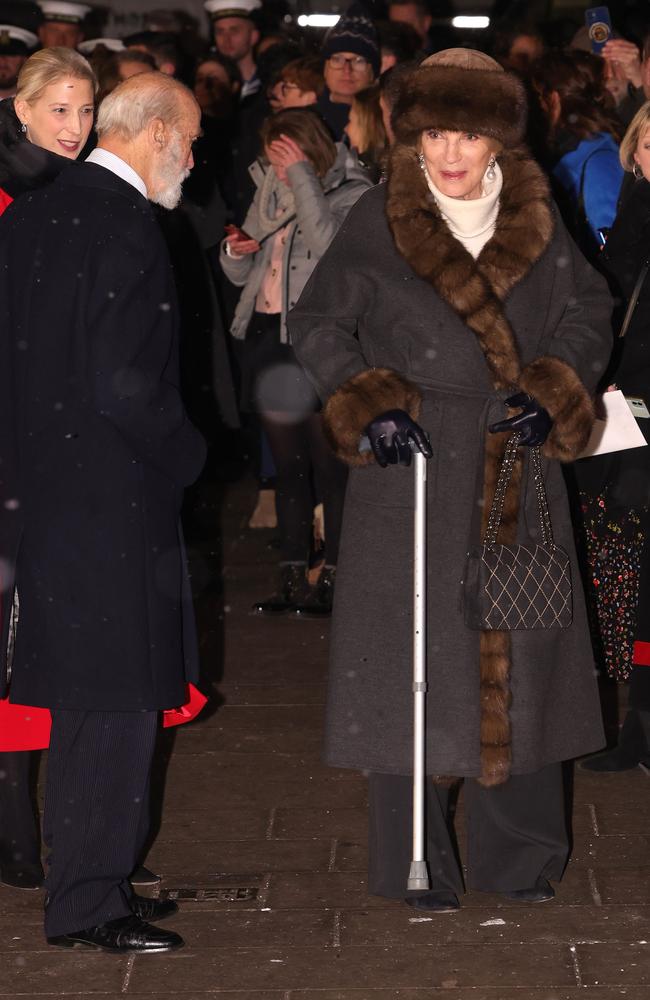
xmin=391 ymin=47 xmax=527 ymax=148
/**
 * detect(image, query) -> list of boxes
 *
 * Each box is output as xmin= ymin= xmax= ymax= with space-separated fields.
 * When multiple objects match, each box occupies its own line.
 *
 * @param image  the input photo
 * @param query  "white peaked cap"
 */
xmin=204 ymin=0 xmax=261 ymax=20
xmin=79 ymin=37 xmax=125 ymax=53
xmin=38 ymin=1 xmax=92 ymax=23
xmin=0 ymin=25 xmax=39 ymax=47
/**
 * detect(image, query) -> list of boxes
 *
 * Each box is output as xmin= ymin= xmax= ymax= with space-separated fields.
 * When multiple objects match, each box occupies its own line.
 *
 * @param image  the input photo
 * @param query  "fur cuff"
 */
xmin=323 ymin=368 xmax=422 ymax=467
xmin=519 ymin=356 xmax=595 ymax=462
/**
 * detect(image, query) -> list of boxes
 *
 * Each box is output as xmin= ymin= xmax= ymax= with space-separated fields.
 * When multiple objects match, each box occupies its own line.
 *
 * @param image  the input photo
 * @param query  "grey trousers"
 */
xmin=368 ymin=763 xmax=569 ymax=899
xmin=43 ymin=710 xmax=157 ymax=937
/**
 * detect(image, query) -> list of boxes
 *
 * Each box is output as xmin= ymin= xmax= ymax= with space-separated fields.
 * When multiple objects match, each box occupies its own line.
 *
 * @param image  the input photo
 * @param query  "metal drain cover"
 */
xmin=160 ymin=886 xmax=259 ymax=902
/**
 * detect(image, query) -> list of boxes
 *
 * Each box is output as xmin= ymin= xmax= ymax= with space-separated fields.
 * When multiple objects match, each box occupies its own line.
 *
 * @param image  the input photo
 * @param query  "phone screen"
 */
xmin=585 ymin=6 xmax=612 ymax=54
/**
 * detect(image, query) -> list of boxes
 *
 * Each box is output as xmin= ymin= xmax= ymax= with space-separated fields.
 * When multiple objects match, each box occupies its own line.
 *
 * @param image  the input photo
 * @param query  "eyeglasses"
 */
xmin=328 ymin=53 xmax=369 ymax=71
xmin=280 ymin=82 xmax=300 ymax=95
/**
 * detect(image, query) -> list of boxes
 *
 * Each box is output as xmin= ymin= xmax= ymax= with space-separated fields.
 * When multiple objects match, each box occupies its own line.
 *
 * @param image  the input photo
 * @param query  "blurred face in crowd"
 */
xmin=279 ymin=79 xmax=318 ymax=109
xmin=324 ymin=51 xmax=374 ymax=103
xmin=506 ymin=33 xmax=543 ymax=73
xmin=194 ymin=59 xmax=236 ymax=115
xmin=388 ymin=2 xmax=431 ymax=44
xmin=38 ymin=21 xmax=83 ymax=50
xmin=148 ymin=96 xmax=200 ymax=209
xmin=634 ymin=124 xmax=650 ymax=181
xmin=213 ymin=17 xmax=259 ymax=64
xmin=420 ymin=128 xmax=496 ymax=200
xmin=15 ymin=75 xmax=94 ymax=158
xmin=119 ymin=59 xmax=154 ymax=81
xmin=0 ymin=54 xmax=27 ymax=95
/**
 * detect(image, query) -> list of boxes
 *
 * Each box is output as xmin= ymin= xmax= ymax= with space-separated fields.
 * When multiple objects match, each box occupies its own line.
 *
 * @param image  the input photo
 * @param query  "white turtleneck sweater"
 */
xmin=423 ymin=162 xmax=503 ymax=259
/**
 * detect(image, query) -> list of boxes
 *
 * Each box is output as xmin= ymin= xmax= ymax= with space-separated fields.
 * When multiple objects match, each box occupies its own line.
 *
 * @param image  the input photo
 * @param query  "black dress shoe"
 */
xmin=47 ymin=914 xmax=184 ymax=953
xmin=130 ymin=865 xmax=161 ymax=886
xmin=405 ymin=891 xmax=460 ymax=912
xmin=130 ymin=894 xmax=178 ymax=921
xmin=0 ymin=861 xmax=45 ymax=890
xmin=499 ymin=878 xmax=554 ymax=903
xmin=253 ymin=562 xmax=309 ymax=615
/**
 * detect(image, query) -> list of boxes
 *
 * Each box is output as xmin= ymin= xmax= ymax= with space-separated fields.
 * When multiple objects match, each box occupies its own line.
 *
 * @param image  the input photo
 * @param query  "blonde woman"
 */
xmin=577 ymin=101 xmax=650 ymax=773
xmin=0 ymin=47 xmax=96 ymax=891
xmin=344 ymin=84 xmax=388 ymax=181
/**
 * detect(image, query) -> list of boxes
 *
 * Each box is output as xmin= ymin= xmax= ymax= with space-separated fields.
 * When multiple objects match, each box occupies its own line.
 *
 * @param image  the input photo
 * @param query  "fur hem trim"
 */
xmin=519 ymin=356 xmax=596 ymax=462
xmin=323 ymin=367 xmax=422 ymax=467
xmin=391 ymin=64 xmax=527 ymax=148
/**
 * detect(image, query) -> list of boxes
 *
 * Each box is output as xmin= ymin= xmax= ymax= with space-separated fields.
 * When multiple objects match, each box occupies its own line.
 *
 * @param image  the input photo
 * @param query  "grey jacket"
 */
xmin=220 ymin=143 xmax=372 ymax=342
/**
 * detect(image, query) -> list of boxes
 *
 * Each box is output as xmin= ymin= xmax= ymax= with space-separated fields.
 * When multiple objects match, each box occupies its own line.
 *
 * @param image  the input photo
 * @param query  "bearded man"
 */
xmin=0 ymin=72 xmax=206 ymax=953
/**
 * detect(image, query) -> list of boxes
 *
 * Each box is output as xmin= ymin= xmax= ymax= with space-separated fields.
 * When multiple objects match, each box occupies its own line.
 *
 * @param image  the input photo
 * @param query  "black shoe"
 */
xmin=580 ymin=747 xmax=649 ymax=772
xmin=130 ymin=894 xmax=178 ymax=922
xmin=499 ymin=878 xmax=554 ymax=903
xmin=47 ymin=914 xmax=184 ymax=953
xmin=130 ymin=865 xmax=161 ymax=886
xmin=295 ymin=565 xmax=336 ymax=618
xmin=405 ymin=891 xmax=460 ymax=912
xmin=253 ymin=562 xmax=309 ymax=615
xmin=0 ymin=861 xmax=44 ymax=890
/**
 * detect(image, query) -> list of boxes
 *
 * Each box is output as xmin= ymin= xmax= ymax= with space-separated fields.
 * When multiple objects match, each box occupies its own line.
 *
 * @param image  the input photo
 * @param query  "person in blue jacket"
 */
xmin=532 ymin=49 xmax=624 ymax=259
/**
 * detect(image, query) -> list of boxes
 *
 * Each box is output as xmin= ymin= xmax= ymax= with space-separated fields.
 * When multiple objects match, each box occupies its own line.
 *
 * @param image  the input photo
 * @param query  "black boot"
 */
xmin=295 ymin=565 xmax=336 ymax=618
xmin=0 ymin=751 xmax=44 ymax=890
xmin=581 ymin=709 xmax=650 ymax=771
xmin=253 ymin=562 xmax=310 ymax=615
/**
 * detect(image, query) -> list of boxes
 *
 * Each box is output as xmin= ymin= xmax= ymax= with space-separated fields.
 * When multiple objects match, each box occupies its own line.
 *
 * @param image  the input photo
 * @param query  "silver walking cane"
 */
xmin=407 ymin=449 xmax=430 ymax=891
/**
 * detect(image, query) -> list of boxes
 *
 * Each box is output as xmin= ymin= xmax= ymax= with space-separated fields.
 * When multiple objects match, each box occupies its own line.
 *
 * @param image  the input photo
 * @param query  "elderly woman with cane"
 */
xmin=289 ymin=49 xmax=613 ymax=912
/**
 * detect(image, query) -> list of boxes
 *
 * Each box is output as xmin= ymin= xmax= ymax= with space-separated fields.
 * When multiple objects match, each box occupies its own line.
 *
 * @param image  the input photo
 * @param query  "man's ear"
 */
xmin=149 ymin=116 xmax=167 ymax=148
xmin=251 ymin=27 xmax=261 ymax=49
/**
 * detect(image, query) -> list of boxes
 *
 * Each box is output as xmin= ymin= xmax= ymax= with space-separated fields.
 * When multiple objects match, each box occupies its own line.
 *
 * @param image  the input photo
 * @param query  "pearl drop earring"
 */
xmin=486 ymin=156 xmax=496 ymax=182
xmin=20 ymin=122 xmax=27 ymax=134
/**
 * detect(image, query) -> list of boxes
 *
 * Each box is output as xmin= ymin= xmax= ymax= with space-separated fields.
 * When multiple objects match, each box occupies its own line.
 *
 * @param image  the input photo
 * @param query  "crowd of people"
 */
xmin=0 ymin=0 xmax=649 ymax=958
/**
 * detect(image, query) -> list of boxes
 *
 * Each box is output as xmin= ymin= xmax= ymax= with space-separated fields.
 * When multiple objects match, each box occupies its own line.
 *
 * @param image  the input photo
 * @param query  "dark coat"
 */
xmin=0 ymin=163 xmax=206 ymax=710
xmin=289 ymin=146 xmax=613 ymax=783
xmin=573 ymin=177 xmax=650 ymax=508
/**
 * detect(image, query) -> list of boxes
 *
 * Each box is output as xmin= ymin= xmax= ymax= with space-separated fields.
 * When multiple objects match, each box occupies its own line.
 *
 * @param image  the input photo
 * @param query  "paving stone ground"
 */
xmin=2 ymin=475 xmax=650 ymax=998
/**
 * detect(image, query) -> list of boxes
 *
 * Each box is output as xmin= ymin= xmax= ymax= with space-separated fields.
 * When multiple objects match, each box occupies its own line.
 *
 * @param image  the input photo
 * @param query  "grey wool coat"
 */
xmin=220 ymin=143 xmax=372 ymax=342
xmin=289 ymin=146 xmax=613 ymax=784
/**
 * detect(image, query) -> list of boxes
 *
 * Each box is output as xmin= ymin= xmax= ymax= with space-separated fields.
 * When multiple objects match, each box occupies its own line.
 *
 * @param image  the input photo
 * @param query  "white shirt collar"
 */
xmin=85 ymin=147 xmax=148 ymax=199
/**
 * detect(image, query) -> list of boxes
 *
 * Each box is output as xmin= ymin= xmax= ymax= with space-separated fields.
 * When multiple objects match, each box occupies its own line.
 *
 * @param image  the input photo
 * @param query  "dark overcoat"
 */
xmin=289 ymin=147 xmax=613 ymax=783
xmin=0 ymin=163 xmax=206 ymax=711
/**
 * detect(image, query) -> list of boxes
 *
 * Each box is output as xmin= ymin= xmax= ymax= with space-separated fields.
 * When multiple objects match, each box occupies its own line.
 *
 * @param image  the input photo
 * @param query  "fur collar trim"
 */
xmin=386 ymin=144 xmax=555 ymax=390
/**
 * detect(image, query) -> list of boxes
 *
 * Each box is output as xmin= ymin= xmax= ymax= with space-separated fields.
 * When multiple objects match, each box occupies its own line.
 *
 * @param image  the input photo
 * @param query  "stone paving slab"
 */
xmin=126 ymin=944 xmax=578 ymax=992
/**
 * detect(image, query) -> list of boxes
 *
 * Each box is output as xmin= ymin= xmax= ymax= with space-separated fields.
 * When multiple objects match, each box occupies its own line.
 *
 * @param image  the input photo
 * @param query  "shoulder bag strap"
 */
xmin=617 ymin=259 xmax=650 ymax=338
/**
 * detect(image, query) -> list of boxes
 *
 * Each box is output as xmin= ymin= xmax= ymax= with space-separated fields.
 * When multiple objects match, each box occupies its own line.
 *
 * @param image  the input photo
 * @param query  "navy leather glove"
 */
xmin=488 ymin=392 xmax=553 ymax=447
xmin=364 ymin=409 xmax=433 ymax=468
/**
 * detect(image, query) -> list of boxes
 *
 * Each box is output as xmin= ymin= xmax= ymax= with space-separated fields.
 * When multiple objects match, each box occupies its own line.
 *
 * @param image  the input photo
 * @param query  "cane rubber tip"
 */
xmin=407 ymin=861 xmax=430 ymax=892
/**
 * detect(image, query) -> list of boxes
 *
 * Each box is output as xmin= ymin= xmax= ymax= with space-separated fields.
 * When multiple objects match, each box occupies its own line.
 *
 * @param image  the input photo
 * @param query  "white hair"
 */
xmin=96 ymin=71 xmax=194 ymax=140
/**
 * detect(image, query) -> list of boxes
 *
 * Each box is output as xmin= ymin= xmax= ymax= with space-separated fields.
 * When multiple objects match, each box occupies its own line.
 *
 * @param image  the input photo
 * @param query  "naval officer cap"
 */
xmin=78 ymin=37 xmax=125 ymax=53
xmin=0 ymin=24 xmax=38 ymax=54
xmin=38 ymin=0 xmax=91 ymax=24
xmin=204 ymin=0 xmax=261 ymax=22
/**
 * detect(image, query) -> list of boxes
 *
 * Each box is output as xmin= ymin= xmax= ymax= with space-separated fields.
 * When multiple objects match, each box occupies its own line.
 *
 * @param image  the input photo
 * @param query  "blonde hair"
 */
xmin=16 ymin=47 xmax=97 ymax=104
xmin=620 ymin=101 xmax=650 ymax=172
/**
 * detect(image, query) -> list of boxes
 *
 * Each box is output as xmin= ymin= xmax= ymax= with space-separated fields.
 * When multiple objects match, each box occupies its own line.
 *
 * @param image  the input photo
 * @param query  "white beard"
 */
xmin=150 ymin=134 xmax=191 ymax=210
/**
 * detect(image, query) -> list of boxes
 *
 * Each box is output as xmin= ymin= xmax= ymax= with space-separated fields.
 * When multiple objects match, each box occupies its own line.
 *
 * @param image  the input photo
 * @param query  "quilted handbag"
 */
xmin=463 ymin=433 xmax=573 ymax=630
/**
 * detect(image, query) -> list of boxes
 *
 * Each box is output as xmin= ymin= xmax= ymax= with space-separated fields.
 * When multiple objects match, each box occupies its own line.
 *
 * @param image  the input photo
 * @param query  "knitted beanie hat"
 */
xmin=392 ymin=47 xmax=527 ymax=147
xmin=322 ymin=3 xmax=380 ymax=77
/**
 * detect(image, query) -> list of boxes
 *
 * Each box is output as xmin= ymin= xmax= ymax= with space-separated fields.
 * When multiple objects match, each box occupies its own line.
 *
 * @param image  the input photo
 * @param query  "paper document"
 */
xmin=579 ymin=390 xmax=648 ymax=458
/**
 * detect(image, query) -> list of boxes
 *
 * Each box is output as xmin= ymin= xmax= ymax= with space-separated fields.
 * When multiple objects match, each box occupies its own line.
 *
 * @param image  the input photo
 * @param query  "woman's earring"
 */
xmin=634 ymin=162 xmax=644 ymax=180
xmin=486 ymin=156 xmax=497 ymax=181
xmin=20 ymin=122 xmax=27 ymax=134
xmin=418 ymin=151 xmax=426 ymax=171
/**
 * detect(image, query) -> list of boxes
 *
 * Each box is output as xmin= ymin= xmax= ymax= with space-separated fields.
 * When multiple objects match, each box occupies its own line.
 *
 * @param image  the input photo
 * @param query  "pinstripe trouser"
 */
xmin=43 ymin=710 xmax=158 ymax=937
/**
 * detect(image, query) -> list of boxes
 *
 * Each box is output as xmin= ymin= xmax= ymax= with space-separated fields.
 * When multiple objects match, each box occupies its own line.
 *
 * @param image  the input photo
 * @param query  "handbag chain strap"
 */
xmin=485 ymin=434 xmax=555 ymax=549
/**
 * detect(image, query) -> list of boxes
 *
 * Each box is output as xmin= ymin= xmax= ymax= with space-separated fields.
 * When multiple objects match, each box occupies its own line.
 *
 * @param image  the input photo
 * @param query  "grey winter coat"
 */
xmin=220 ymin=144 xmax=372 ymax=342
xmin=289 ymin=147 xmax=613 ymax=783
